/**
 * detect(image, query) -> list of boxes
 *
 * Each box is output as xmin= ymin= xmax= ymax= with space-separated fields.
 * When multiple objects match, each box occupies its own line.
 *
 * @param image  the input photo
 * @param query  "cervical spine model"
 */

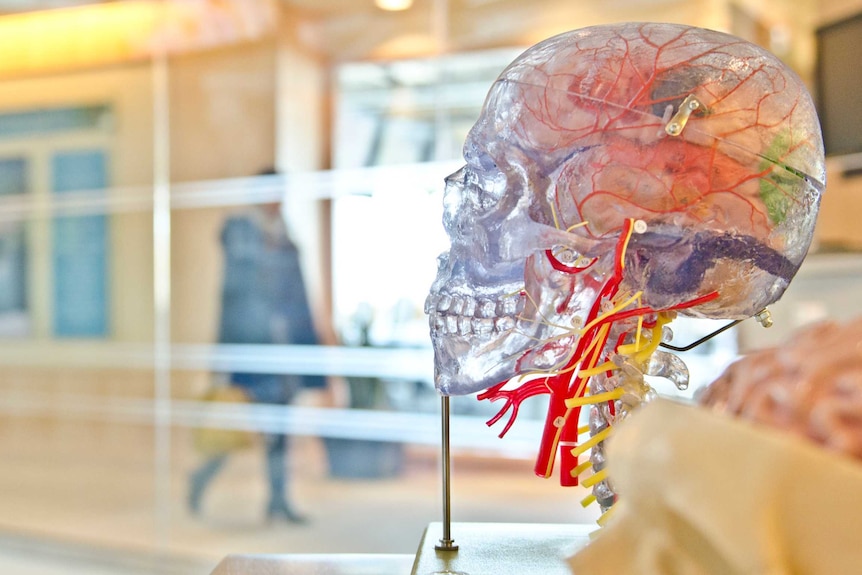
xmin=426 ymin=22 xmax=825 ymax=514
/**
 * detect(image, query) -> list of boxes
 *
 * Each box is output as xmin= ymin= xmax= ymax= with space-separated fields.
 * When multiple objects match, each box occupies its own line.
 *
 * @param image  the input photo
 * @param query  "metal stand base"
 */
xmin=413 ymin=522 xmax=592 ymax=575
xmin=434 ymin=539 xmax=459 ymax=552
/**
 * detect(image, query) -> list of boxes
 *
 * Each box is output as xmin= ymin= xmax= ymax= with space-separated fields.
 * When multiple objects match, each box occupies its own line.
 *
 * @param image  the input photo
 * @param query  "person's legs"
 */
xmin=264 ymin=432 xmax=307 ymax=523
xmin=235 ymin=374 xmax=306 ymax=523
xmin=188 ymin=455 xmax=229 ymax=515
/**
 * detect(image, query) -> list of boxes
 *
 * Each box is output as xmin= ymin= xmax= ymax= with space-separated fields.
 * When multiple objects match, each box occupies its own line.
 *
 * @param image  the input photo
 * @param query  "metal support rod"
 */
xmin=435 ymin=394 xmax=458 ymax=551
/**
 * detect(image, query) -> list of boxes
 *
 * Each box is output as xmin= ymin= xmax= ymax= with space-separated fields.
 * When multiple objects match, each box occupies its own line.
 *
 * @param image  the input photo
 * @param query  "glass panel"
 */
xmin=0 ymin=3 xmax=839 ymax=574
xmin=51 ymin=149 xmax=110 ymax=337
xmin=0 ymin=156 xmax=28 ymax=195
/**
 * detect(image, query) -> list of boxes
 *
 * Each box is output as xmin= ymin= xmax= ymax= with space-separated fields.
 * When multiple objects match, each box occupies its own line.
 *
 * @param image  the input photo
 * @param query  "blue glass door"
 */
xmin=51 ymin=150 xmax=109 ymax=337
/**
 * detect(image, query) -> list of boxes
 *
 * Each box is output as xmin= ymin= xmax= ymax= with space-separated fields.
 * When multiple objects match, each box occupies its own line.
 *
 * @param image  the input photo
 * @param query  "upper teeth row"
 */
xmin=429 ymin=313 xmax=515 ymax=336
xmin=424 ymin=292 xmax=523 ymax=318
xmin=425 ymin=292 xmax=525 ymax=336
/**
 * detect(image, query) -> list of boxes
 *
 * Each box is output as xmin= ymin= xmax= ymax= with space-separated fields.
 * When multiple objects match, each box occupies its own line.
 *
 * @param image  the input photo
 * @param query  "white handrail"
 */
xmin=0 ymin=389 xmax=544 ymax=458
xmin=0 ymin=342 xmax=435 ymax=382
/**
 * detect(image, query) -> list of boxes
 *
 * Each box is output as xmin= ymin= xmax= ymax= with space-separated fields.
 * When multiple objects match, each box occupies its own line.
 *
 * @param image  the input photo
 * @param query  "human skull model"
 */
xmin=426 ymin=23 xmax=824 ymax=501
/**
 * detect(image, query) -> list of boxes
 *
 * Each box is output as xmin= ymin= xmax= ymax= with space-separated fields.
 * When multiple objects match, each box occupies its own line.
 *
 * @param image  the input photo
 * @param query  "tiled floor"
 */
xmin=0 ymin=417 xmax=599 ymax=574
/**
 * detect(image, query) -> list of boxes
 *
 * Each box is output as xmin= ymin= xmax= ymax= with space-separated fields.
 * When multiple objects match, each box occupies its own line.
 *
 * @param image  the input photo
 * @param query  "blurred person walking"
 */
xmin=189 ymin=169 xmax=325 ymax=524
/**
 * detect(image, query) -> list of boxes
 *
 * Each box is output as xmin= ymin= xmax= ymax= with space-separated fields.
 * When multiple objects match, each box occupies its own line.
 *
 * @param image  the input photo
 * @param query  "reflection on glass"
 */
xmin=189 ymin=171 xmax=325 ymax=523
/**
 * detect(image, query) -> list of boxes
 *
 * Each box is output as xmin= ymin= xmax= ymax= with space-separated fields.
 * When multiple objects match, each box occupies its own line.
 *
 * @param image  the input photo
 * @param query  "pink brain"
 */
xmin=482 ymin=23 xmax=823 ymax=245
xmin=700 ymin=317 xmax=862 ymax=461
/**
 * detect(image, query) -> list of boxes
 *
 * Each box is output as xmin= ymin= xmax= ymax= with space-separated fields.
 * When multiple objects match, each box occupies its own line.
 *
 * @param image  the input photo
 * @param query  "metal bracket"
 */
xmin=659 ymin=307 xmax=772 ymax=353
xmin=664 ymin=94 xmax=704 ymax=137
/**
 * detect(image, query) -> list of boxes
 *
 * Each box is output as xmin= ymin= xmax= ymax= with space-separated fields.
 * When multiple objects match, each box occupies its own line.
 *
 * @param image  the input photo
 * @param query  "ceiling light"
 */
xmin=375 ymin=0 xmax=413 ymax=11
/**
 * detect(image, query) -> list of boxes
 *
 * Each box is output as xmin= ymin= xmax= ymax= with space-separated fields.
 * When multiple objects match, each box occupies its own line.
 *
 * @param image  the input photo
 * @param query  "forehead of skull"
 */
xmin=476 ymin=22 xmax=824 ymax=190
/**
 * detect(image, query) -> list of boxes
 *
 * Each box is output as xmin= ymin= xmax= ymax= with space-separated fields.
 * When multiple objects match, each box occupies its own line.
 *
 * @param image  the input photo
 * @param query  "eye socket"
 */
xmin=464 ymin=141 xmax=498 ymax=172
xmin=476 ymin=151 xmax=497 ymax=171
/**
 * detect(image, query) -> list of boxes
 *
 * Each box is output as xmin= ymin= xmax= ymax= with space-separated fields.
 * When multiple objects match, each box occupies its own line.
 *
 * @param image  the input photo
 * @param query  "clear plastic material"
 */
xmin=426 ymin=23 xmax=824 ymax=486
xmin=428 ymin=22 xmax=824 ymax=396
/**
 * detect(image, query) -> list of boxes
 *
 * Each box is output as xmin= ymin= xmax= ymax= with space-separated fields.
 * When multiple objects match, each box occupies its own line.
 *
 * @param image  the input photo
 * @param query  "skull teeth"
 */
xmin=472 ymin=317 xmax=494 ymax=335
xmin=497 ymin=297 xmax=519 ymax=316
xmin=426 ymin=292 xmax=524 ymax=336
xmin=478 ymin=299 xmax=496 ymax=318
xmin=437 ymin=294 xmax=452 ymax=312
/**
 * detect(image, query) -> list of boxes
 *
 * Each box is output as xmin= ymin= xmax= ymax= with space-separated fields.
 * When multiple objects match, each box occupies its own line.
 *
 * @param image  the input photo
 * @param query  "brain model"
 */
xmin=426 ymin=22 xmax=825 ymax=508
xmin=699 ymin=317 xmax=862 ymax=460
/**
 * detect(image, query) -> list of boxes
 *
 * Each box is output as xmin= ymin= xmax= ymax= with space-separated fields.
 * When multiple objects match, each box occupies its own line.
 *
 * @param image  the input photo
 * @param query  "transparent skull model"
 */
xmin=426 ymin=22 xmax=825 ymax=509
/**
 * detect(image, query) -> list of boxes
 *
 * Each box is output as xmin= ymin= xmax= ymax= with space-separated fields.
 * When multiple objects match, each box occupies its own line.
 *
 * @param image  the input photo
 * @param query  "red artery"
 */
xmin=480 ymin=218 xmax=720 ymax=485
